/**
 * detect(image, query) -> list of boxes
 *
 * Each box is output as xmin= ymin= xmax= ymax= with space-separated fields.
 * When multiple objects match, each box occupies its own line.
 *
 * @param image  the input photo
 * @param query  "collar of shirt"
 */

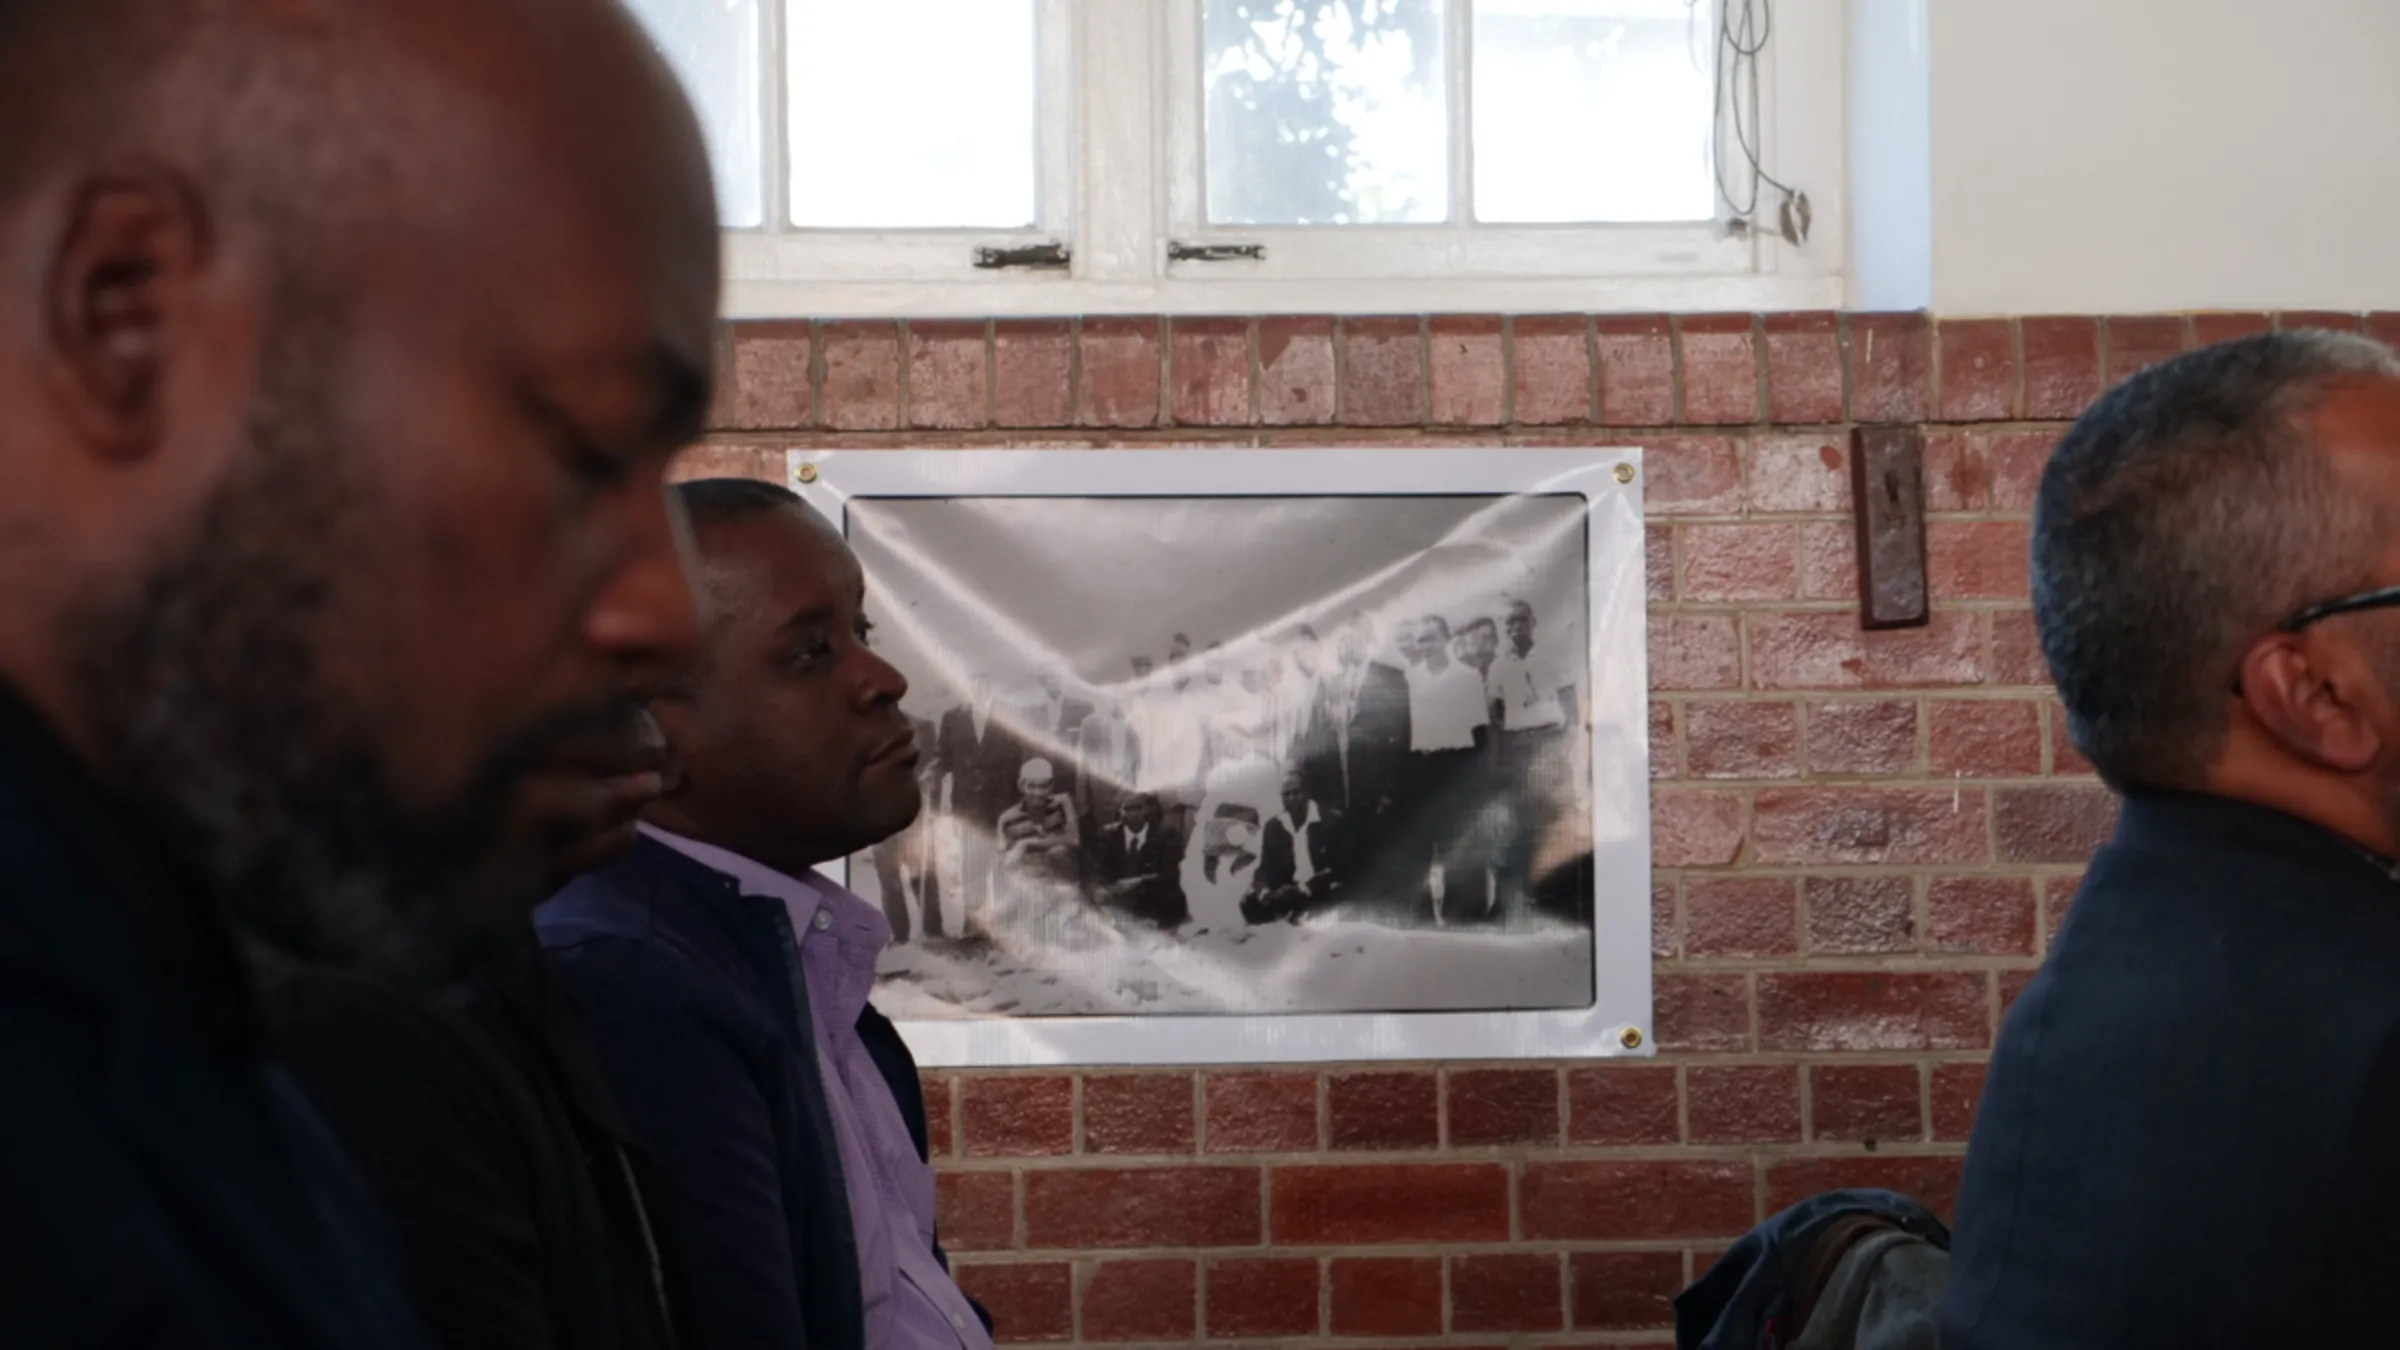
xmin=1125 ymin=825 xmax=1147 ymax=852
xmin=635 ymin=823 xmax=891 ymax=1026
xmin=1282 ymin=803 xmax=1318 ymax=837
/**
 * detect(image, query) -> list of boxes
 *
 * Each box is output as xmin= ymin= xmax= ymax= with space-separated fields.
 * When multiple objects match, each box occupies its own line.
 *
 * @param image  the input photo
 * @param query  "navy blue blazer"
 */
xmin=0 ymin=687 xmax=429 ymax=1349
xmin=536 ymin=836 xmax=983 ymax=1350
xmin=1945 ymin=792 xmax=2400 ymax=1349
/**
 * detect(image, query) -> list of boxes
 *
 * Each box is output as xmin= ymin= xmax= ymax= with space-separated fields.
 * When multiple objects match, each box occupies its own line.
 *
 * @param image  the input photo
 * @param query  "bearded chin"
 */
xmin=60 ymin=394 xmax=539 ymax=989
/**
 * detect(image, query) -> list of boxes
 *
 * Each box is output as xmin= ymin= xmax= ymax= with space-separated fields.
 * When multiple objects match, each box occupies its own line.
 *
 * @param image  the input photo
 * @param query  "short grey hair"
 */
xmin=2034 ymin=329 xmax=2400 ymax=790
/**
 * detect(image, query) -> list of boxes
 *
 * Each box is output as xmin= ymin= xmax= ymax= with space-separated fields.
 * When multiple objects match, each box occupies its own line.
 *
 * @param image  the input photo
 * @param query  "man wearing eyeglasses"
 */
xmin=1944 ymin=330 xmax=2400 ymax=1350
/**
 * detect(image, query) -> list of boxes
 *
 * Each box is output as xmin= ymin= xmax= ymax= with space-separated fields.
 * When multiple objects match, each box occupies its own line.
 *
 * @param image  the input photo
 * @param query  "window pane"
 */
xmin=1202 ymin=0 xmax=1449 ymax=226
xmin=621 ymin=0 xmax=766 ymax=229
xmin=786 ymin=0 xmax=1038 ymax=229
xmin=1473 ymin=0 xmax=1716 ymax=223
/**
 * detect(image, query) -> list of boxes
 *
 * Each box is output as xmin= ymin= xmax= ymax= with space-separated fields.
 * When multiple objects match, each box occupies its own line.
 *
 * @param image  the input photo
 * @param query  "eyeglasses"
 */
xmin=2230 ymin=583 xmax=2400 ymax=696
xmin=2279 ymin=584 xmax=2400 ymax=632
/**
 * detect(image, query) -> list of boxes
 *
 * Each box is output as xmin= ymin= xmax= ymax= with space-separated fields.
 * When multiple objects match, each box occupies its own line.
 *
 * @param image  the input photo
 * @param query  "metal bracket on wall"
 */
xmin=1850 ymin=425 xmax=1930 ymax=630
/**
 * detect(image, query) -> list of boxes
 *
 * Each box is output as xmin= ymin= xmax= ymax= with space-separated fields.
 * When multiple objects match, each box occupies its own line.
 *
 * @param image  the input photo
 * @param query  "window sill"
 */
xmin=722 ymin=272 xmax=1846 ymax=320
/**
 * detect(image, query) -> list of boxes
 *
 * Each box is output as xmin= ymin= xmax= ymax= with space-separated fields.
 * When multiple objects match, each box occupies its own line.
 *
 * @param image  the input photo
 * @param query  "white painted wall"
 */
xmin=1919 ymin=0 xmax=2400 ymax=315
xmin=1848 ymin=0 xmax=1931 ymax=311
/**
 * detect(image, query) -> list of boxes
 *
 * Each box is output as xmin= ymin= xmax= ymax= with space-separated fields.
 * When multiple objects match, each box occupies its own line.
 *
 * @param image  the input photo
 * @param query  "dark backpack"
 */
xmin=1675 ymin=1188 xmax=1949 ymax=1350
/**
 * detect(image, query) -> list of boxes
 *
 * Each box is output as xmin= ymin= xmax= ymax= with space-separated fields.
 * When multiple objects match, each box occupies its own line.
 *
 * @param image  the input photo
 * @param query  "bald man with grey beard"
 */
xmin=0 ymin=0 xmax=716 ymax=1345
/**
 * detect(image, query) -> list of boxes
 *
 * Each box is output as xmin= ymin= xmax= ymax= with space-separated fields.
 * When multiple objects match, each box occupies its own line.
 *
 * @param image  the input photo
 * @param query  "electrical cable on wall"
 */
xmin=1703 ymin=0 xmax=1811 ymax=245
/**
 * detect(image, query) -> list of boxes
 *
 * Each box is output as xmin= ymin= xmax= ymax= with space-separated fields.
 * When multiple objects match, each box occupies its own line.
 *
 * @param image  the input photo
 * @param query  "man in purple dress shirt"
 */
xmin=539 ymin=479 xmax=993 ymax=1350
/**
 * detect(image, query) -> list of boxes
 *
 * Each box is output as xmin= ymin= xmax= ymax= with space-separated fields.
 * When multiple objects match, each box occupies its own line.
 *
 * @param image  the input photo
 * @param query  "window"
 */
xmin=619 ymin=0 xmax=1840 ymax=317
xmin=1190 ymin=0 xmax=1713 ymax=227
xmin=785 ymin=1 xmax=1042 ymax=229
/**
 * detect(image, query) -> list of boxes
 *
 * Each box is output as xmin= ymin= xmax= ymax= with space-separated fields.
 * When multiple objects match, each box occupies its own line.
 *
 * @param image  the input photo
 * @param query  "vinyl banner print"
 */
xmin=796 ymin=448 xmax=1652 ymax=1066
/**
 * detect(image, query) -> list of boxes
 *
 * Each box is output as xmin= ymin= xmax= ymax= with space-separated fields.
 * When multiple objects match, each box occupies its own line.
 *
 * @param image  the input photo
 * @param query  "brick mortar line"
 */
xmin=958 ymin=1223 xmax=1951 ymax=1262
xmin=1667 ymin=691 xmax=2055 ymax=703
xmin=702 ymin=415 xmax=2083 ymax=441
xmin=938 ymin=1142 xmax=1971 ymax=1171
xmin=1051 ymin=1336 xmax=1575 ymax=1346
xmin=1670 ymin=751 xmax=2072 ymax=770
xmin=919 ymin=1053 xmax=1984 ymax=1083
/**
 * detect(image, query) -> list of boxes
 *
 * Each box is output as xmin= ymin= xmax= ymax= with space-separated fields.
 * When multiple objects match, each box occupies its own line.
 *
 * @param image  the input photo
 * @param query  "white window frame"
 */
xmin=719 ymin=0 xmax=1079 ymax=286
xmin=721 ymin=0 xmax=1845 ymax=318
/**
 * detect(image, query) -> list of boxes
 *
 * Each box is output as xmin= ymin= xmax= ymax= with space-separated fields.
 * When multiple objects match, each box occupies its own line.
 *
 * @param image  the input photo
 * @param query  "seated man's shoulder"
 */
xmin=1948 ymin=841 xmax=2400 ymax=1347
xmin=538 ymin=898 xmax=779 ymax=1069
xmin=538 ymin=837 xmax=768 ymax=950
xmin=2056 ymin=830 xmax=2400 ymax=1015
xmin=543 ymin=924 xmax=742 ymax=1014
xmin=535 ymin=844 xmax=685 ymax=940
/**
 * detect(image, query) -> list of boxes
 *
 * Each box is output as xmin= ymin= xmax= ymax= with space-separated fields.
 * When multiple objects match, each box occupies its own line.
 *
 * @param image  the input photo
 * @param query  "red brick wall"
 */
xmin=682 ymin=308 xmax=2399 ymax=1348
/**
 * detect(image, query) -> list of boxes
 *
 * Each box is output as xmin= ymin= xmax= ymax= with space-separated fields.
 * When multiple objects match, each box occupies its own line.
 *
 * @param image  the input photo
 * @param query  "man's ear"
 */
xmin=41 ymin=164 xmax=212 ymax=461
xmin=2237 ymin=634 xmax=2384 ymax=772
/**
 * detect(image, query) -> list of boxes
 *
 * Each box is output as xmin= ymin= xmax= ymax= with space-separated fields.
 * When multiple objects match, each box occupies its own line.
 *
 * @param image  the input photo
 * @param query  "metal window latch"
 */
xmin=973 ymin=242 xmax=1071 ymax=271
xmin=1167 ymin=240 xmax=1266 ymax=263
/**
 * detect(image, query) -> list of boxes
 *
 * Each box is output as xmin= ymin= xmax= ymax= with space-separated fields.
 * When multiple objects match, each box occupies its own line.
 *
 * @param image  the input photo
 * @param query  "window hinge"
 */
xmin=1167 ymin=240 xmax=1266 ymax=263
xmin=973 ymin=242 xmax=1071 ymax=271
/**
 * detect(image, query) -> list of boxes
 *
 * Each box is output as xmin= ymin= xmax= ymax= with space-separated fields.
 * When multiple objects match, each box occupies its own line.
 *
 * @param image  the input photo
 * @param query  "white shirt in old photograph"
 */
xmin=1201 ymin=737 xmax=1282 ymax=820
xmin=1267 ymin=676 xmax=1314 ymax=766
xmin=1282 ymin=802 xmax=1321 ymax=886
xmin=1082 ymin=708 xmax=1138 ymax=786
xmin=1489 ymin=642 xmax=1573 ymax=731
xmin=1025 ymin=690 xmax=1072 ymax=737
xmin=1133 ymin=682 xmax=1208 ymax=794
xmin=1407 ymin=660 xmax=1488 ymax=752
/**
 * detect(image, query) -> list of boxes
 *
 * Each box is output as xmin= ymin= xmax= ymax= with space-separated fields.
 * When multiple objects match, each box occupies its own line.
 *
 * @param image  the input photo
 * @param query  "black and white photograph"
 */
xmin=788 ymin=449 xmax=1653 ymax=1066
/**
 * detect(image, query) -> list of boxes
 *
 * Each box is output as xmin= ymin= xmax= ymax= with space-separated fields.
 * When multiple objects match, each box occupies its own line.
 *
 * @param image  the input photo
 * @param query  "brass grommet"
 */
xmin=1620 ymin=1026 xmax=1645 ymax=1050
xmin=1613 ymin=462 xmax=1637 ymax=485
xmin=796 ymin=461 xmax=821 ymax=484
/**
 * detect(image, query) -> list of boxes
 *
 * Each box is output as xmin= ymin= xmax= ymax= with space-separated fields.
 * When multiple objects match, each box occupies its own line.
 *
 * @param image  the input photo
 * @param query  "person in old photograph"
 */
xmin=1266 ymin=628 xmax=1321 ymax=767
xmin=1090 ymin=793 xmax=1189 ymax=930
xmin=1132 ymin=648 xmax=1210 ymax=845
xmin=1402 ymin=614 xmax=1497 ymax=923
xmin=996 ymin=758 xmax=1081 ymax=889
xmin=1184 ymin=641 xmax=1243 ymax=796
xmin=932 ymin=669 xmax=1017 ymax=932
xmin=1306 ymin=614 xmax=1414 ymax=877
xmin=1290 ymin=624 xmax=1330 ymax=685
xmin=935 ymin=671 xmax=1016 ymax=820
xmin=1233 ymin=658 xmax=1277 ymax=755
xmin=870 ymin=713 xmax=944 ymax=944
xmin=1201 ymin=640 xmax=1229 ymax=684
xmin=1490 ymin=597 xmax=1587 ymax=920
xmin=1452 ymin=614 xmax=1515 ymax=913
xmin=1191 ymin=723 xmax=1282 ymax=907
xmin=1022 ymin=668 xmax=1089 ymax=754
xmin=1241 ymin=772 xmax=1347 ymax=925
xmin=1458 ymin=615 xmax=1502 ymax=695
xmin=1073 ymin=681 xmax=1141 ymax=831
